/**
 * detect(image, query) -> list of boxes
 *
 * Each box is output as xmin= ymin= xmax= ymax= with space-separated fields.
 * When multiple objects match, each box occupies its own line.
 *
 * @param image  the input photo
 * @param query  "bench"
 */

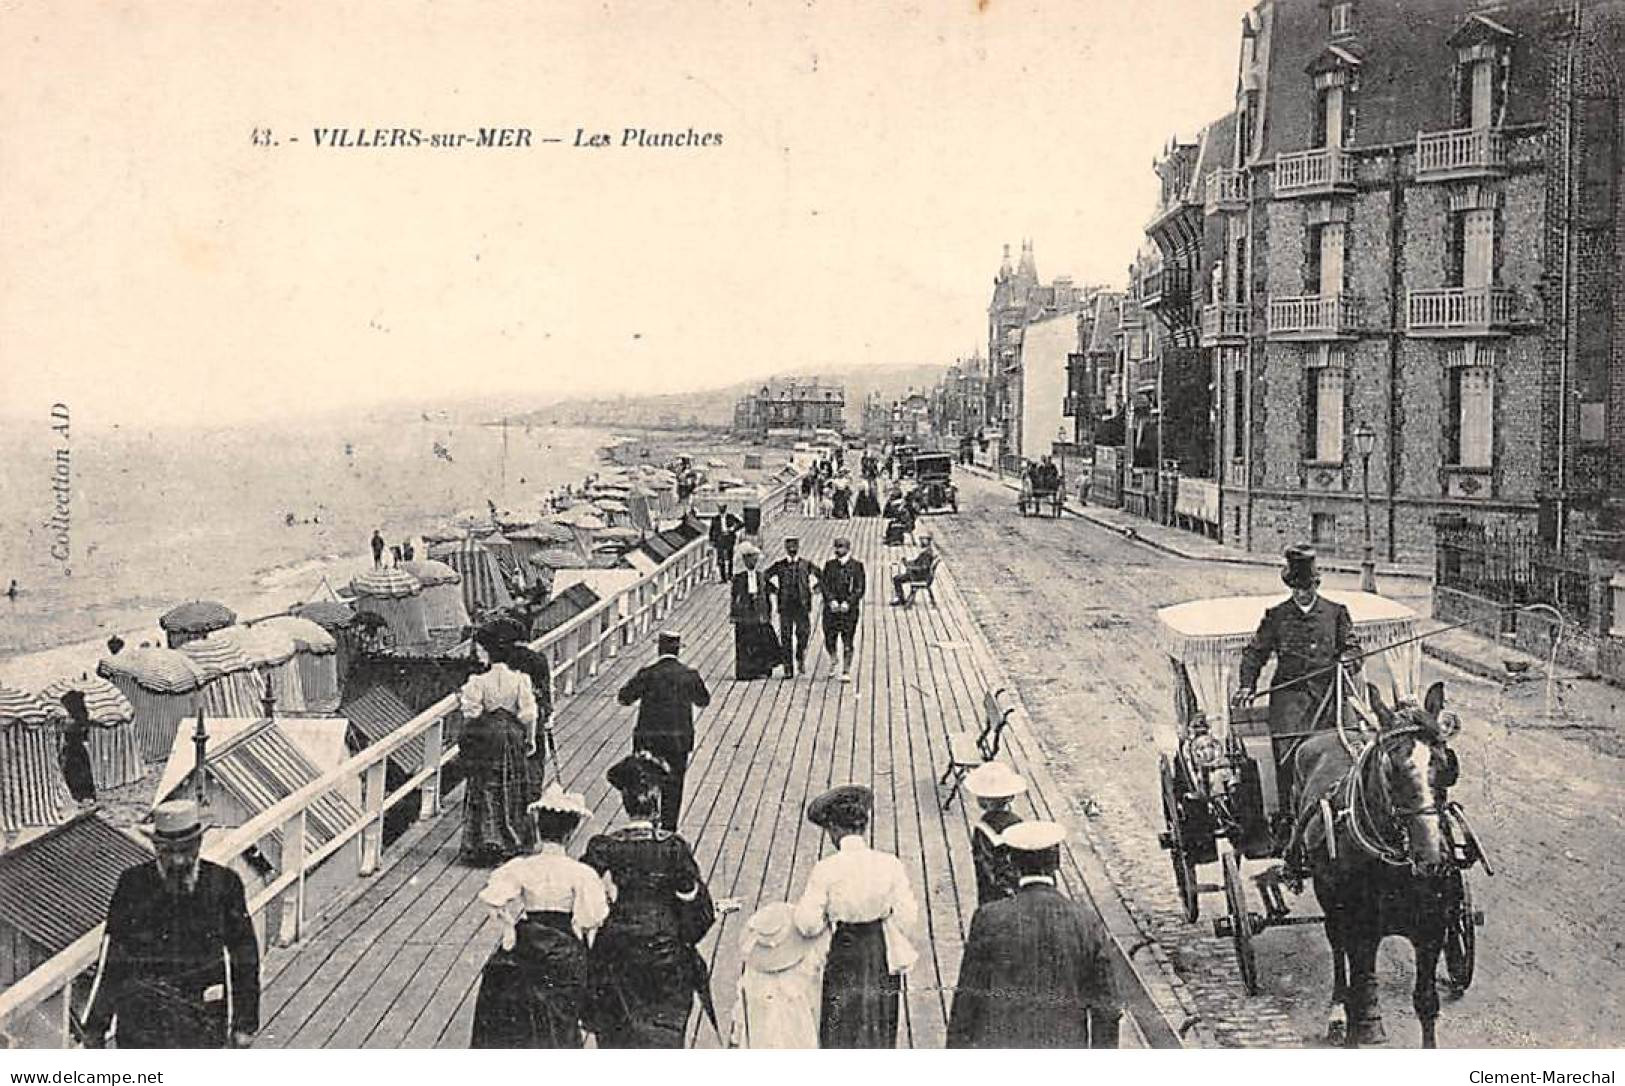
xmin=938 ymin=686 xmax=1017 ymax=809
xmin=897 ymin=553 xmax=939 ymax=607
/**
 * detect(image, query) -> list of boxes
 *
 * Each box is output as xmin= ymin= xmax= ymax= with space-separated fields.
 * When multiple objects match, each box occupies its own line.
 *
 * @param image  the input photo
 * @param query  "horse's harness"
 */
xmin=1328 ymin=723 xmax=1447 ymax=870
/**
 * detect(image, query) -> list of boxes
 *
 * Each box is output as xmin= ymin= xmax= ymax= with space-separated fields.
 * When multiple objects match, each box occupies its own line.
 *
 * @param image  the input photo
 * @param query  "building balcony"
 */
xmin=1119 ymin=300 xmax=1145 ymax=328
xmin=1414 ymin=126 xmax=1507 ymax=183
xmin=1272 ymin=147 xmax=1357 ymax=199
xmin=1405 ymin=286 xmax=1516 ymax=337
xmin=1200 ymin=302 xmax=1250 ymax=346
xmin=1140 ymin=265 xmax=1191 ymax=313
xmin=1266 ymin=294 xmax=1360 ymax=340
xmin=1204 ymin=168 xmax=1250 ymax=214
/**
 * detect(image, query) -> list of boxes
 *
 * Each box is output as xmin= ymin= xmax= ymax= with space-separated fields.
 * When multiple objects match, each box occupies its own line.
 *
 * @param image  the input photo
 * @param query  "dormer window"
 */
xmin=1307 ymin=47 xmax=1362 ymax=150
xmin=1329 ymin=2 xmax=1355 ymax=36
xmin=1448 ymin=14 xmax=1514 ymax=129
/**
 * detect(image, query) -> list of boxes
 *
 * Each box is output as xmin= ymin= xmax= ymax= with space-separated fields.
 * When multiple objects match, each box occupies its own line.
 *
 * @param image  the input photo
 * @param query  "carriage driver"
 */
xmin=1231 ymin=546 xmax=1361 ymax=855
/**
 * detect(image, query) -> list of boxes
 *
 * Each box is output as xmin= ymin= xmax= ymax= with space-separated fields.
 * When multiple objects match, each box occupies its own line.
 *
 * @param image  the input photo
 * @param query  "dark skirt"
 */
xmin=734 ymin=623 xmax=781 ymax=681
xmin=459 ymin=710 xmax=538 ymax=864
xmin=587 ymin=904 xmax=707 ymax=1049
xmin=471 ymin=912 xmax=589 ymax=1048
xmin=820 ymin=919 xmax=899 ymax=1049
xmin=60 ymin=737 xmax=95 ymax=802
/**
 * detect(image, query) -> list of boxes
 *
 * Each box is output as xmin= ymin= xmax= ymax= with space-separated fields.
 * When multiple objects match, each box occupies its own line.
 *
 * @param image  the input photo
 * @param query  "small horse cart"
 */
xmin=1154 ymin=592 xmax=1491 ymax=1044
xmin=1017 ymin=470 xmax=1063 ymax=517
xmin=913 ymin=452 xmax=958 ymax=514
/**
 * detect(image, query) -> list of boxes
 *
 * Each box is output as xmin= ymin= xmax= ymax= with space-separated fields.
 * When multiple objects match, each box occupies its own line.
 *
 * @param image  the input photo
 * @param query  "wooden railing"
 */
xmin=0 ymin=478 xmax=796 ymax=1048
xmin=1415 ymin=126 xmax=1506 ymax=182
xmin=1267 ymin=293 xmax=1359 ymax=339
xmin=1406 ymin=286 xmax=1515 ymax=335
xmin=1272 ymin=146 xmax=1356 ymax=198
xmin=1203 ymin=167 xmax=1250 ymax=213
xmin=1199 ymin=302 xmax=1249 ymax=345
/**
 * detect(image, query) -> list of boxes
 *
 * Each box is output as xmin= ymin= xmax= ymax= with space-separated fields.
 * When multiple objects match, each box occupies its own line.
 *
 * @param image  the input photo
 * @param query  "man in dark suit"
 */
xmin=764 ymin=536 xmax=819 ymax=678
xmin=617 ymin=632 xmax=712 ymax=832
xmin=948 ymin=822 xmax=1120 ymax=1049
xmin=1233 ymin=545 xmax=1361 ymax=824
xmin=709 ymin=507 xmax=741 ymax=584
xmin=82 ymin=801 xmax=260 ymax=1049
xmin=818 ymin=536 xmax=865 ymax=683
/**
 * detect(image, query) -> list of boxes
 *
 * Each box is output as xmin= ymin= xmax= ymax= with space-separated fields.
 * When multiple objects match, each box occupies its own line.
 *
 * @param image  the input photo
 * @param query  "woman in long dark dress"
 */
xmin=583 ymin=752 xmax=719 ymax=1048
xmin=471 ymin=785 xmax=608 ymax=1048
xmin=793 ymin=785 xmax=918 ymax=1048
xmin=729 ymin=544 xmax=780 ymax=681
xmin=57 ymin=691 xmax=97 ymax=805
xmin=457 ymin=626 xmax=541 ymax=865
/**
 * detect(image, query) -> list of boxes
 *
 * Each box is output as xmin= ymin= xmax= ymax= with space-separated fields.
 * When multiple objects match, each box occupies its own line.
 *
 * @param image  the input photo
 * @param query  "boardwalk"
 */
xmin=253 ymin=508 xmax=1146 ymax=1049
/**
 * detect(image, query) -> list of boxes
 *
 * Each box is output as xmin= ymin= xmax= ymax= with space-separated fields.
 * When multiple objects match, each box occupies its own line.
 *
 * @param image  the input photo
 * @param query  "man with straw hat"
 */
xmin=81 ymin=800 xmax=260 ymax=1049
xmin=949 ymin=821 xmax=1120 ymax=1049
xmin=964 ymin=762 xmax=1027 ymax=906
xmin=729 ymin=902 xmax=826 ymax=1049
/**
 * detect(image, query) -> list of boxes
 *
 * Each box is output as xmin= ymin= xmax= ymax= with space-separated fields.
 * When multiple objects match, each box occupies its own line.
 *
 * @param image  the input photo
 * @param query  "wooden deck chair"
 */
xmin=899 ymin=554 xmax=939 ymax=607
xmin=938 ymin=687 xmax=1016 ymax=809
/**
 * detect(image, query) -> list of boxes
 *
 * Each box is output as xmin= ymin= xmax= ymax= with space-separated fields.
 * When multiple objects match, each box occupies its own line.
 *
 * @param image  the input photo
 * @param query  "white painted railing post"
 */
xmin=277 ymin=809 xmax=308 ymax=947
xmin=359 ymin=760 xmax=387 ymax=876
xmin=419 ymin=716 xmax=445 ymax=819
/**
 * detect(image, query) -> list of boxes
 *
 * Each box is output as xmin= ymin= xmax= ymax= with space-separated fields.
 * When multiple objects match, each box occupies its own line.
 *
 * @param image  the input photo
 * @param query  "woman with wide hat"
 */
xmin=471 ymin=785 xmax=607 ymax=1048
xmin=964 ymin=762 xmax=1027 ymax=906
xmin=456 ymin=622 xmax=541 ymax=865
xmin=792 ymin=784 xmax=918 ymax=1048
xmin=582 ymin=751 xmax=719 ymax=1047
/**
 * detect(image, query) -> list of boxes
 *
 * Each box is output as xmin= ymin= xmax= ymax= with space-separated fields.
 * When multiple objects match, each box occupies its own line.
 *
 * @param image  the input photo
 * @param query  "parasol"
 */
xmin=258 ymin=615 xmax=338 ymax=654
xmin=159 ymin=600 xmax=237 ymax=635
xmin=37 ymin=674 xmax=134 ymax=726
xmin=220 ymin=624 xmax=298 ymax=667
xmin=351 ymin=567 xmax=424 ymax=599
xmin=399 ymin=559 xmax=463 ymax=587
xmin=0 ymin=685 xmax=66 ymax=725
xmin=178 ymin=632 xmax=257 ymax=680
xmin=96 ymin=646 xmax=207 ymax=694
xmin=292 ymin=600 xmax=356 ymax=629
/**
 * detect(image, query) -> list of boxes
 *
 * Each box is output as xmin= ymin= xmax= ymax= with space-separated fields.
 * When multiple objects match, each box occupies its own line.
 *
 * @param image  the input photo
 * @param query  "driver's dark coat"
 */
xmin=1238 ymin=595 xmax=1359 ymax=735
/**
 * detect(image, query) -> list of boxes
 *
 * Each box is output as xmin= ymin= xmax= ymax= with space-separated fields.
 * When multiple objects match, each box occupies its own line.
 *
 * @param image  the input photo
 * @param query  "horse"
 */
xmin=1290 ymin=680 xmax=1462 ymax=1048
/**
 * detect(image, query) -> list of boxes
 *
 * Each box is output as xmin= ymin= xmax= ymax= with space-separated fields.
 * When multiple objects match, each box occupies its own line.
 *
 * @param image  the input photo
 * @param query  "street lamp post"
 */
xmin=1352 ymin=422 xmax=1378 ymax=593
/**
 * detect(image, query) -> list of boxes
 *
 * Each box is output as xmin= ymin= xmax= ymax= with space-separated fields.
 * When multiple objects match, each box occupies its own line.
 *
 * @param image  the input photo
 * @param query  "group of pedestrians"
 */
xmin=729 ymin=535 xmax=866 ymax=683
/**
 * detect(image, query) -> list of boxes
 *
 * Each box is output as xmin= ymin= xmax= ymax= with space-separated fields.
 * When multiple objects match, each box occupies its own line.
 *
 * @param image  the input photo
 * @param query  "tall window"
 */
xmin=1329 ymin=2 xmax=1355 ymax=36
xmin=1306 ymin=346 xmax=1345 ymax=462
xmin=1454 ymin=55 xmax=1504 ymax=129
xmin=1445 ymin=344 xmax=1496 ymax=468
xmin=1231 ymin=355 xmax=1248 ymax=461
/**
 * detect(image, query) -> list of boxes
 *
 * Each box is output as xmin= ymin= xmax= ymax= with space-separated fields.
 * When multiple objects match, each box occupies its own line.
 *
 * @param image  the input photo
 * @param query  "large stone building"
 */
xmin=930 ymin=355 xmax=988 ymax=441
xmin=986 ymin=241 xmax=1088 ymax=466
xmin=733 ymin=378 xmax=846 ymax=438
xmin=1164 ymin=0 xmax=1623 ymax=563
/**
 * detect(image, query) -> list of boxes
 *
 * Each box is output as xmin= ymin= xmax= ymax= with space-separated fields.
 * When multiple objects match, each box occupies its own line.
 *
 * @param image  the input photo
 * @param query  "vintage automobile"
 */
xmin=912 ymin=452 xmax=957 ymax=513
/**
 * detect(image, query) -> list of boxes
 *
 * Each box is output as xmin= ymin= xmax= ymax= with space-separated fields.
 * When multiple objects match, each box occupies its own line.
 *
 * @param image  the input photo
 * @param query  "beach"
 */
xmin=0 ymin=413 xmax=621 ymax=687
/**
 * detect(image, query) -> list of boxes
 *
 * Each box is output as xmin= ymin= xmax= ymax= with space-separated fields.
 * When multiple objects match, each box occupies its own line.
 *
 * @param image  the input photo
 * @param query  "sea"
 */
xmin=0 ymin=412 xmax=619 ymax=686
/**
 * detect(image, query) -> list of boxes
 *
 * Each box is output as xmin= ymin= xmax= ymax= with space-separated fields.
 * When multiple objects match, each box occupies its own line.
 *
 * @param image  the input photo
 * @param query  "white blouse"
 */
xmin=479 ymin=844 xmax=610 ymax=939
xmin=792 ymin=835 xmax=919 ymax=973
xmin=459 ymin=662 xmax=538 ymax=728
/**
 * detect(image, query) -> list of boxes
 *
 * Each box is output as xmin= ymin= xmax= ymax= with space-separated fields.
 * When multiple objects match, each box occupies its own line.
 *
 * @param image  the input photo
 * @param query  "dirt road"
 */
xmin=936 ymin=472 xmax=1625 ymax=1048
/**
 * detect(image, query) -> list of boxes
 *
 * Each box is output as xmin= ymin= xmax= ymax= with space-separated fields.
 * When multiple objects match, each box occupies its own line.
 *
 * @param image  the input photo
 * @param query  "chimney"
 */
xmin=192 ymin=709 xmax=209 ymax=809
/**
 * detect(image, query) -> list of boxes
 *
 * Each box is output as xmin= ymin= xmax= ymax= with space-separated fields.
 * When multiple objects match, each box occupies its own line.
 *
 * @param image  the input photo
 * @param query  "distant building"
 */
xmin=1067 ymin=291 xmax=1122 ymax=450
xmin=733 ymin=379 xmax=846 ymax=438
xmin=930 ymin=356 xmax=987 ymax=443
xmin=986 ymin=242 xmax=1089 ymax=467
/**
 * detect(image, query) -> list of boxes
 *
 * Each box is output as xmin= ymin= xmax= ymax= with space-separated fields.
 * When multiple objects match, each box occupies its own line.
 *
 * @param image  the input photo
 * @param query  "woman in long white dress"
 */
xmin=457 ymin=625 xmax=540 ymax=864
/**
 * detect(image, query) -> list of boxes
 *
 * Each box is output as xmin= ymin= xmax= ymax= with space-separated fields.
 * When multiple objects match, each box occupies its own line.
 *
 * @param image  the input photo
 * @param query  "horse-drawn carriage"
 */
xmin=1017 ymin=467 xmax=1062 ymax=517
xmin=1155 ymin=592 xmax=1491 ymax=1045
xmin=913 ymin=452 xmax=958 ymax=514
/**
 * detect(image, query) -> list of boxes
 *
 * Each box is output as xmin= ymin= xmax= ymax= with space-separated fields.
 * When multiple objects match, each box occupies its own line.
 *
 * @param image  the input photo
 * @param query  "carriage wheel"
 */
xmin=1222 ymin=849 xmax=1260 ymax=995
xmin=1444 ymin=875 xmax=1478 ymax=992
xmin=1159 ymin=754 xmax=1200 ymax=923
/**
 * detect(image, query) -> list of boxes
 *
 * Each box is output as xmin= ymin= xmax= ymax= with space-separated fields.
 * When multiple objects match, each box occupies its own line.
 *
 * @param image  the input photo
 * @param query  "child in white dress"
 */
xmin=729 ymin=902 xmax=826 ymax=1049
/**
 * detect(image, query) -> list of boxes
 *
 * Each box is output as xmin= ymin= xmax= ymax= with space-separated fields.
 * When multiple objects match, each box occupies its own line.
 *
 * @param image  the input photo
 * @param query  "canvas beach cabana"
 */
xmin=398 ymin=559 xmax=469 ymax=633
xmin=428 ymin=537 xmax=513 ymax=618
xmin=0 ymin=687 xmax=73 ymax=835
xmin=181 ymin=631 xmax=270 ymax=719
xmin=36 ymin=674 xmax=144 ymax=789
xmin=350 ymin=567 xmax=430 ymax=654
xmin=158 ymin=599 xmax=237 ymax=649
xmin=258 ymin=615 xmax=342 ymax=714
xmin=290 ymin=599 xmax=358 ymax=685
xmin=96 ymin=646 xmax=206 ymax=761
xmin=223 ymin=624 xmax=307 ymax=713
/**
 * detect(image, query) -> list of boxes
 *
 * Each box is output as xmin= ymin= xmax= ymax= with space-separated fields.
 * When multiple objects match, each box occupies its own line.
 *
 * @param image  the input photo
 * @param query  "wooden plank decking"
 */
xmin=252 ymin=508 xmax=1141 ymax=1049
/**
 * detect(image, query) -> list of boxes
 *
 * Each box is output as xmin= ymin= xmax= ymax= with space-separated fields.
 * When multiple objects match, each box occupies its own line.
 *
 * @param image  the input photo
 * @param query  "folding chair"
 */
xmin=938 ymin=687 xmax=1016 ymax=809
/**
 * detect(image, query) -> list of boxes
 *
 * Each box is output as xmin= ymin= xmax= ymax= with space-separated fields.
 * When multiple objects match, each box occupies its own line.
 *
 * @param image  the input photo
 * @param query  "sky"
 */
xmin=0 ymin=0 xmax=1255 ymax=429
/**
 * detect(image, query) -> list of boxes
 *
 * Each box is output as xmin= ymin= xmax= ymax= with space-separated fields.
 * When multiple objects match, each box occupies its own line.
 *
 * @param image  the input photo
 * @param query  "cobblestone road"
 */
xmin=934 ymin=473 xmax=1625 ymax=1048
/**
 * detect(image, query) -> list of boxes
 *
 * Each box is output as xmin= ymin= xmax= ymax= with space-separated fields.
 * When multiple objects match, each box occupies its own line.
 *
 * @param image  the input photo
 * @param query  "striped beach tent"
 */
xmin=96 ymin=647 xmax=206 ymax=761
xmin=181 ymin=632 xmax=270 ymax=719
xmin=0 ymin=687 xmax=73 ymax=834
xmin=428 ymin=538 xmax=513 ymax=618
xmin=399 ymin=559 xmax=469 ymax=633
xmin=259 ymin=615 xmax=342 ymax=713
xmin=350 ymin=567 xmax=430 ymax=654
xmin=36 ymin=674 xmax=144 ymax=789
xmin=158 ymin=600 xmax=237 ymax=649
xmin=290 ymin=599 xmax=358 ymax=683
xmin=224 ymin=624 xmax=308 ymax=713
